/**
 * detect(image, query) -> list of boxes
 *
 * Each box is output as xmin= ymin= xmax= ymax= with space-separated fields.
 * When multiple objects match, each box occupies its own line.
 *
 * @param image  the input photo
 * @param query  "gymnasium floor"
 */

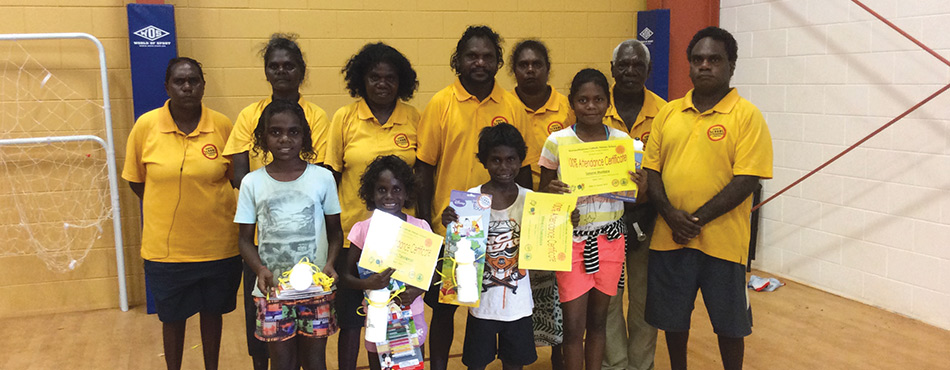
xmin=2 ymin=272 xmax=948 ymax=370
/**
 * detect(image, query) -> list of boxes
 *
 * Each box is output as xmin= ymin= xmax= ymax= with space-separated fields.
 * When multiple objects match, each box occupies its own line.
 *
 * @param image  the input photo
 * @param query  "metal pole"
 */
xmin=0 ymin=32 xmax=128 ymax=311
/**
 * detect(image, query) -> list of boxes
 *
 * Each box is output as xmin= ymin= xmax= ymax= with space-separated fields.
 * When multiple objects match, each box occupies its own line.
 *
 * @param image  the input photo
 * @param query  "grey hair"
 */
xmin=612 ymin=39 xmax=651 ymax=65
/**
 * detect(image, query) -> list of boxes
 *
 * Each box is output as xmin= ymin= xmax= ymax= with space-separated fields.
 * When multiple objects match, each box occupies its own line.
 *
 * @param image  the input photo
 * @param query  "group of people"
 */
xmin=123 ymin=24 xmax=772 ymax=370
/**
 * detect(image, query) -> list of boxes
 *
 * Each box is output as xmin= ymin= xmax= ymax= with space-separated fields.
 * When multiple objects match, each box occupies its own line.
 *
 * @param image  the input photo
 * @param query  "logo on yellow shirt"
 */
xmin=202 ymin=144 xmax=219 ymax=159
xmin=707 ymin=125 xmax=726 ymax=141
xmin=491 ymin=116 xmax=509 ymax=126
xmin=393 ymin=133 xmax=410 ymax=149
xmin=547 ymin=121 xmax=564 ymax=134
xmin=640 ymin=131 xmax=650 ymax=143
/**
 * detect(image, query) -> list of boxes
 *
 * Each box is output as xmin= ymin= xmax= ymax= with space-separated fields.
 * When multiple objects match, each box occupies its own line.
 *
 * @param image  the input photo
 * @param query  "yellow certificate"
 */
xmin=358 ymin=210 xmax=444 ymax=289
xmin=519 ymin=192 xmax=576 ymax=271
xmin=558 ymin=138 xmax=640 ymax=198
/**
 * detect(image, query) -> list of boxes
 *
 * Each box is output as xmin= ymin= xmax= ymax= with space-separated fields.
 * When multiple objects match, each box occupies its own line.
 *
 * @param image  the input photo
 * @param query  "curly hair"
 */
xmin=687 ymin=26 xmax=738 ymax=63
xmin=251 ymin=100 xmax=316 ymax=163
xmin=342 ymin=42 xmax=418 ymax=101
xmin=476 ymin=123 xmax=527 ymax=164
xmin=612 ymin=39 xmax=651 ymax=65
xmin=508 ymin=39 xmax=550 ymax=74
xmin=568 ymin=68 xmax=611 ymax=108
xmin=450 ymin=25 xmax=504 ymax=74
xmin=259 ymin=33 xmax=307 ymax=80
xmin=164 ymin=57 xmax=204 ymax=84
xmin=358 ymin=155 xmax=416 ymax=211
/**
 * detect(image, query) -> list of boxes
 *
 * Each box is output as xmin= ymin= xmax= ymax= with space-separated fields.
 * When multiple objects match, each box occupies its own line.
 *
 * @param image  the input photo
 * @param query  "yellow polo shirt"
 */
xmin=325 ymin=100 xmax=420 ymax=245
xmin=605 ymin=86 xmax=667 ymax=144
xmin=512 ymin=86 xmax=575 ymax=189
xmin=417 ymin=78 xmax=532 ymax=234
xmin=222 ymin=96 xmax=330 ymax=170
xmin=643 ymin=88 xmax=772 ymax=264
xmin=122 ymin=101 xmax=239 ymax=262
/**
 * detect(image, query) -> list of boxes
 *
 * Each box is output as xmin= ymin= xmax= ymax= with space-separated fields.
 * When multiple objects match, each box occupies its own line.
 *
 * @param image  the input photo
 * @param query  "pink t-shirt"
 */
xmin=347 ymin=214 xmax=429 ymax=316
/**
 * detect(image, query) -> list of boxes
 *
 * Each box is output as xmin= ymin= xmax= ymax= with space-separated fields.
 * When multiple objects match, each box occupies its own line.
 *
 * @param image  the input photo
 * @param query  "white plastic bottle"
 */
xmin=364 ymin=288 xmax=391 ymax=343
xmin=455 ymin=239 xmax=478 ymax=304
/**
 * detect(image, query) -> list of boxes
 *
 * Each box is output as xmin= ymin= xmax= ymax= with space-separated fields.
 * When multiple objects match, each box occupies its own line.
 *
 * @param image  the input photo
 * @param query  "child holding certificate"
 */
xmin=235 ymin=100 xmax=343 ymax=370
xmin=340 ymin=155 xmax=428 ymax=370
xmin=538 ymin=68 xmax=649 ymax=370
xmin=441 ymin=123 xmax=570 ymax=370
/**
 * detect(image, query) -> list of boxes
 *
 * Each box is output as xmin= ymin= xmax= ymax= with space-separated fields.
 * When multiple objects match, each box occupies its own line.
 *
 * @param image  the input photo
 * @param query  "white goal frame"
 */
xmin=0 ymin=32 xmax=127 ymax=312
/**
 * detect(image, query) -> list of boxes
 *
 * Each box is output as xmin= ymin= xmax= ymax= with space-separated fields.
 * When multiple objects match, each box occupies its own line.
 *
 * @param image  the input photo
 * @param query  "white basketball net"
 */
xmin=0 ymin=41 xmax=113 ymax=272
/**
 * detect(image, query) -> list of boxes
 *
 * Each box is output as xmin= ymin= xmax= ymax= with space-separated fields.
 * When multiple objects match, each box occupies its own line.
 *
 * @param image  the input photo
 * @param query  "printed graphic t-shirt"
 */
xmin=467 ymin=184 xmax=534 ymax=321
xmin=234 ymin=164 xmax=342 ymax=298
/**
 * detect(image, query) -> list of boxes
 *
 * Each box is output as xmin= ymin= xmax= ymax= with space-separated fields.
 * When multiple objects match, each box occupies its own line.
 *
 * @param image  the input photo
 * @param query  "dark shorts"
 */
xmin=462 ymin=315 xmax=538 ymax=367
xmin=143 ymin=255 xmax=242 ymax=323
xmin=334 ymin=254 xmax=366 ymax=329
xmin=423 ymin=254 xmax=459 ymax=313
xmin=645 ymin=248 xmax=752 ymax=338
xmin=243 ymin=261 xmax=268 ymax=358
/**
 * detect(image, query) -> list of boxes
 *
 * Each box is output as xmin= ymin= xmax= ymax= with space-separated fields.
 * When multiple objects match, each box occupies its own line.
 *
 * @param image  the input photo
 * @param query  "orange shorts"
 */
xmin=555 ymin=234 xmax=625 ymax=302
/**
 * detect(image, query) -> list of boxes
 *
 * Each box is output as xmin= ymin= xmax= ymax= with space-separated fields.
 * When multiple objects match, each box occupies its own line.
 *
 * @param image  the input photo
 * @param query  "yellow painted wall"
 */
xmin=0 ymin=0 xmax=646 ymax=317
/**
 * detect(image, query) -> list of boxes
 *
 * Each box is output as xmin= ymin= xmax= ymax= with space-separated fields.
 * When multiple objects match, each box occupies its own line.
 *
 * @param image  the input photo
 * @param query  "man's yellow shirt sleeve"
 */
xmin=642 ymin=103 xmax=673 ymax=173
xmin=416 ymin=97 xmax=445 ymax=166
xmin=733 ymin=107 xmax=773 ymax=179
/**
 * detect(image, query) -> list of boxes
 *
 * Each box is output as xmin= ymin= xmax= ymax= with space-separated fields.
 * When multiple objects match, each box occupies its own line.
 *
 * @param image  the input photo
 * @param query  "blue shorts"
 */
xmin=143 ymin=255 xmax=242 ymax=323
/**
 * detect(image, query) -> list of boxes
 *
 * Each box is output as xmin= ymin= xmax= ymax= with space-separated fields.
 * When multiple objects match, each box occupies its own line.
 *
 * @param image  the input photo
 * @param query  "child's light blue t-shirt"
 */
xmin=235 ymin=164 xmax=341 ymax=298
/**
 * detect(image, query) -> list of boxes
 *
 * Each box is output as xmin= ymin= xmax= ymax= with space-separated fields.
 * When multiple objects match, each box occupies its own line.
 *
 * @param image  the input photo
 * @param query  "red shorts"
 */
xmin=555 ymin=234 xmax=625 ymax=302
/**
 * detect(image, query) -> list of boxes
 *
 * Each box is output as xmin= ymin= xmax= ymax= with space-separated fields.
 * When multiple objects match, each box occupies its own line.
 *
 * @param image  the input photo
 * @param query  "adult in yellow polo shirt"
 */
xmin=219 ymin=34 xmax=330 ymax=370
xmin=605 ymin=39 xmax=667 ymax=143
xmin=223 ymin=34 xmax=330 ymax=189
xmin=508 ymin=38 xmax=572 ymax=368
xmin=509 ymin=39 xmax=575 ymax=190
xmin=602 ymin=39 xmax=667 ymax=370
xmin=122 ymin=58 xmax=240 ymax=370
xmin=415 ymin=26 xmax=532 ymax=370
xmin=642 ymin=27 xmax=772 ymax=370
xmin=325 ymin=42 xmax=421 ymax=370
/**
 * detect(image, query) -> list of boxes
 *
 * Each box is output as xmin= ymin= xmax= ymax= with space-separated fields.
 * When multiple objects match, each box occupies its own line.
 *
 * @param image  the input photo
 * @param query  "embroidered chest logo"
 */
xmin=547 ymin=121 xmax=564 ymax=134
xmin=202 ymin=144 xmax=219 ymax=159
xmin=707 ymin=125 xmax=726 ymax=141
xmin=393 ymin=133 xmax=410 ymax=149
xmin=640 ymin=131 xmax=650 ymax=143
xmin=491 ymin=116 xmax=509 ymax=126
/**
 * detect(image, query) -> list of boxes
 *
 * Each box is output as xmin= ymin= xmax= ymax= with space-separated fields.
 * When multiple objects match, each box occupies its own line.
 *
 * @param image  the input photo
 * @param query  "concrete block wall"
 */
xmin=0 ymin=0 xmax=647 ymax=317
xmin=721 ymin=0 xmax=950 ymax=330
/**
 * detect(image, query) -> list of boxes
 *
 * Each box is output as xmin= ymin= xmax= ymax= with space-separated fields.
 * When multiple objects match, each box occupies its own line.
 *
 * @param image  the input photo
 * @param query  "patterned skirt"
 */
xmin=530 ymin=270 xmax=563 ymax=346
